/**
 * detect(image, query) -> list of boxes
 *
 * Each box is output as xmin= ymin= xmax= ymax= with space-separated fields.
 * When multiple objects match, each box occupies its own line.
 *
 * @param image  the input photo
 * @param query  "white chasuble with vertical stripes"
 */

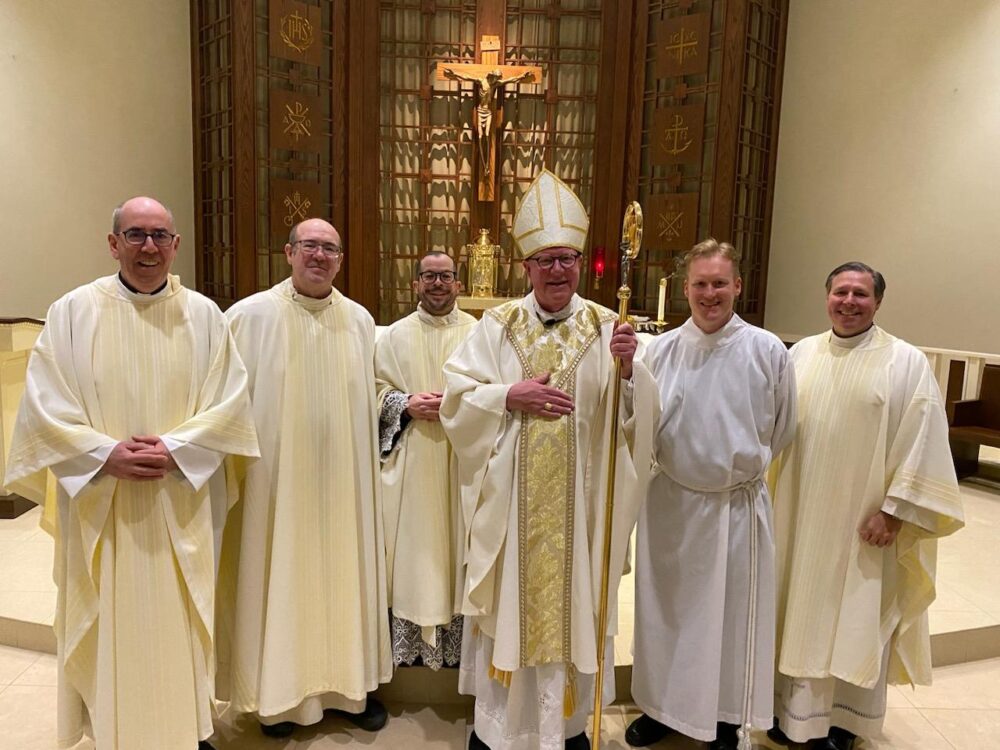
xmin=375 ymin=306 xmax=476 ymax=636
xmin=772 ymin=326 xmax=964 ymax=689
xmin=4 ymin=275 xmax=259 ymax=750
xmin=222 ymin=279 xmax=391 ymax=723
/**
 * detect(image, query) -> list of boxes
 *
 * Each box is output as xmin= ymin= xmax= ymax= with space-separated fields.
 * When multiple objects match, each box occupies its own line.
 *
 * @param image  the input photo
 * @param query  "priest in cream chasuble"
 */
xmin=441 ymin=170 xmax=659 ymax=750
xmin=3 ymin=197 xmax=259 ymax=750
xmin=376 ymin=251 xmax=476 ymax=669
xmin=770 ymin=263 xmax=963 ymax=750
xmin=220 ymin=219 xmax=391 ymax=737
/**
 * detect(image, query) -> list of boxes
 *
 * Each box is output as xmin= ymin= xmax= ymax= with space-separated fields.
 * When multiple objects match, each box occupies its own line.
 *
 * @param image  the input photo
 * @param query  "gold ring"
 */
xmin=544 ymin=402 xmax=553 ymax=411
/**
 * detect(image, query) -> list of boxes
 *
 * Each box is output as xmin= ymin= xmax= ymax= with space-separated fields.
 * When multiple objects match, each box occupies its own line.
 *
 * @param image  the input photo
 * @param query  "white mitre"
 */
xmin=511 ymin=169 xmax=590 ymax=259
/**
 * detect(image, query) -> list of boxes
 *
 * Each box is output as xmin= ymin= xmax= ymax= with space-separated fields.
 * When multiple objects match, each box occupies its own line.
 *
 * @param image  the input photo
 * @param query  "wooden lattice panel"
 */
xmin=498 ymin=0 xmax=603 ymax=299
xmin=634 ymin=0 xmax=724 ymax=322
xmin=731 ymin=0 xmax=784 ymax=318
xmin=192 ymin=0 xmax=343 ymax=305
xmin=377 ymin=0 xmax=478 ymax=323
xmin=631 ymin=0 xmax=787 ymax=326
xmin=258 ymin=0 xmax=336 ymax=293
xmin=193 ymin=0 xmax=236 ymax=305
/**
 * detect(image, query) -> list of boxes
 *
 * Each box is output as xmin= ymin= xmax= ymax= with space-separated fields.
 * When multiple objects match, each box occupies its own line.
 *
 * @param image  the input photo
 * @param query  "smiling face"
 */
xmin=285 ymin=219 xmax=342 ymax=298
xmin=683 ymin=254 xmax=742 ymax=334
xmin=826 ymin=270 xmax=881 ymax=337
xmin=107 ymin=197 xmax=179 ymax=293
xmin=525 ymin=247 xmax=582 ymax=313
xmin=413 ymin=253 xmax=461 ymax=315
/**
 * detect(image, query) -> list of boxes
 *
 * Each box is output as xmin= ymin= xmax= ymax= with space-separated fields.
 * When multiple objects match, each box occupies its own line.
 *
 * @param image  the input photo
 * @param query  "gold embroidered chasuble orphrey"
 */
xmin=489 ymin=302 xmax=610 ymax=667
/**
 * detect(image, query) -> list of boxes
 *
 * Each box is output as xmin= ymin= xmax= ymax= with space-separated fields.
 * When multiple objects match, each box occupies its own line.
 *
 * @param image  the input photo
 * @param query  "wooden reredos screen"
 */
xmin=191 ymin=0 xmax=788 ymax=325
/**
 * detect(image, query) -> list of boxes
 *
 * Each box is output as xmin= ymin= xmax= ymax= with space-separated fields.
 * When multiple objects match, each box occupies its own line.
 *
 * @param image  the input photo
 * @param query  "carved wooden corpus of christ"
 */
xmin=444 ymin=67 xmax=534 ymax=178
xmin=436 ymin=36 xmax=542 ymax=201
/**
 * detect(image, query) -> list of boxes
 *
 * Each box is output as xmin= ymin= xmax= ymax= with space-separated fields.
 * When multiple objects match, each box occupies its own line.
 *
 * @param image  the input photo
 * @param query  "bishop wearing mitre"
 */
xmin=441 ymin=170 xmax=659 ymax=750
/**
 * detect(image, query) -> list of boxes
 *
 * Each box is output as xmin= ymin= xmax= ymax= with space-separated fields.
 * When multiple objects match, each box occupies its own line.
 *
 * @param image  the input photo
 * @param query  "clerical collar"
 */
xmin=416 ymin=302 xmax=460 ymax=327
xmin=284 ymin=277 xmax=336 ymax=310
xmin=118 ymin=273 xmax=168 ymax=296
xmin=528 ymin=292 xmax=575 ymax=326
xmin=830 ymin=324 xmax=877 ymax=350
xmin=116 ymin=273 xmax=171 ymax=303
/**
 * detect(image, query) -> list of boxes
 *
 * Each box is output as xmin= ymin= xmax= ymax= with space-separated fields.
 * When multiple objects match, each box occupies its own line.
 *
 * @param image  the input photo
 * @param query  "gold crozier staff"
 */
xmin=591 ymin=203 xmax=643 ymax=749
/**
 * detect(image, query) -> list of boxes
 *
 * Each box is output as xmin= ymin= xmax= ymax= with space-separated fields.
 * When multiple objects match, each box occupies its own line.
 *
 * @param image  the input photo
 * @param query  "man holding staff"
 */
xmin=442 ymin=170 xmax=658 ymax=750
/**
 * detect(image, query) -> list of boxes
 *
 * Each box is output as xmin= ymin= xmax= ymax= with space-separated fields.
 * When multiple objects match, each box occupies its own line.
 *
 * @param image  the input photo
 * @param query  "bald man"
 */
xmin=4 ymin=197 xmax=259 ymax=750
xmin=221 ymin=219 xmax=392 ymax=739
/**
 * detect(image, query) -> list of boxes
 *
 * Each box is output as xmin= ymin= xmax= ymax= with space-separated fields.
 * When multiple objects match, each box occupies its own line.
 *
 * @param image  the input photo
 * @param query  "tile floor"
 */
xmin=932 ymin=480 xmax=1000 ymax=633
xmin=2 ymin=642 xmax=999 ymax=749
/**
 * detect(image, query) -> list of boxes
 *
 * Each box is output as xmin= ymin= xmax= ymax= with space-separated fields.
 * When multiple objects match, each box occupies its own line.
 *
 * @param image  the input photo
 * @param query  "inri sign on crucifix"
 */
xmin=436 ymin=36 xmax=542 ymax=201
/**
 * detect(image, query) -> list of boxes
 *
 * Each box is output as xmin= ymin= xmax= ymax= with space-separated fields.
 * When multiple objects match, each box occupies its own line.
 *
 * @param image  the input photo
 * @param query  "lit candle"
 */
xmin=657 ymin=277 xmax=667 ymax=322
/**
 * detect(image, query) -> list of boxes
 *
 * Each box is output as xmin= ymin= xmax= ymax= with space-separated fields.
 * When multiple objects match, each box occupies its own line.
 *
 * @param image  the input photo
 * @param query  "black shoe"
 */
xmin=566 ymin=731 xmax=591 ymax=749
xmin=625 ymin=714 xmax=671 ymax=747
xmin=819 ymin=726 xmax=857 ymax=750
xmin=198 ymin=742 xmax=216 ymax=750
xmin=259 ymin=720 xmax=295 ymax=738
xmin=336 ymin=696 xmax=388 ymax=732
xmin=469 ymin=729 xmax=490 ymax=750
xmin=767 ymin=717 xmax=790 ymax=745
xmin=708 ymin=722 xmax=738 ymax=750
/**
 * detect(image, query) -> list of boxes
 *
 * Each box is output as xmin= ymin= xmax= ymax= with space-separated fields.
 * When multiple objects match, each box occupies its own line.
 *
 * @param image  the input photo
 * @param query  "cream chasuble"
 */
xmin=441 ymin=293 xmax=658 ymax=749
xmin=631 ymin=315 xmax=796 ymax=743
xmin=375 ymin=304 xmax=476 ymax=657
xmin=221 ymin=278 xmax=391 ymax=725
xmin=4 ymin=275 xmax=258 ymax=750
xmin=772 ymin=326 xmax=964 ymax=692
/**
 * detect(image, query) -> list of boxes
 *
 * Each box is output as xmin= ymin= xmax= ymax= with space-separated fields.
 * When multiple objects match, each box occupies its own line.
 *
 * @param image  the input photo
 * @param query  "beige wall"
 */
xmin=766 ymin=0 xmax=1000 ymax=354
xmin=0 ymin=1 xmax=194 ymax=319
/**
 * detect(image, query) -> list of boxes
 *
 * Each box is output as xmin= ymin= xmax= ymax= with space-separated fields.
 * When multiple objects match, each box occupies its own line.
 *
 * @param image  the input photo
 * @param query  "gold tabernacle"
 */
xmin=466 ymin=228 xmax=501 ymax=298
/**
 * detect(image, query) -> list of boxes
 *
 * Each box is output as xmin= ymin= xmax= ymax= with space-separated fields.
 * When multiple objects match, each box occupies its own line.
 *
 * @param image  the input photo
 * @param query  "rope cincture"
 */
xmin=737 ymin=490 xmax=760 ymax=750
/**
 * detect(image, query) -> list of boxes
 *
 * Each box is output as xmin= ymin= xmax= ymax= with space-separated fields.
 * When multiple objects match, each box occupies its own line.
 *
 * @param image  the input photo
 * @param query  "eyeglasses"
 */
xmin=119 ymin=229 xmax=176 ymax=248
xmin=418 ymin=271 xmax=457 ymax=284
xmin=528 ymin=253 xmax=582 ymax=270
xmin=295 ymin=240 xmax=343 ymax=257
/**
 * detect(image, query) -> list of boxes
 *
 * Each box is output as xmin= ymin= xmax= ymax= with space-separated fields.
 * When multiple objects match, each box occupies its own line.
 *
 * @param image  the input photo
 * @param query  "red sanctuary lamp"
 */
xmin=592 ymin=245 xmax=605 ymax=290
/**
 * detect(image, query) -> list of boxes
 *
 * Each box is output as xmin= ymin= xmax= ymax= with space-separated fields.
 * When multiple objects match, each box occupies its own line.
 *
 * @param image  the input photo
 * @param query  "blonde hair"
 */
xmin=678 ymin=238 xmax=742 ymax=279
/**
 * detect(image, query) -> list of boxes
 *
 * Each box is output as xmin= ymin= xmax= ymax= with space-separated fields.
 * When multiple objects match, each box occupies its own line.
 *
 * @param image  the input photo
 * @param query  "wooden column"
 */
xmin=232 ymin=1 xmax=258 ymax=300
xmin=346 ymin=0 xmax=380 ymax=313
xmin=709 ymin=0 xmax=749 ymax=243
xmin=593 ymin=0 xmax=640 ymax=308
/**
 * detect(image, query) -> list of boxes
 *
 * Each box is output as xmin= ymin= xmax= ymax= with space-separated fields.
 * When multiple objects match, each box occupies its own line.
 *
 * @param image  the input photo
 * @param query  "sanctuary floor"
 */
xmin=2 ymin=644 xmax=999 ymax=749
xmin=3 ymin=470 xmax=999 ymax=652
xmin=1 ymin=448 xmax=998 ymax=749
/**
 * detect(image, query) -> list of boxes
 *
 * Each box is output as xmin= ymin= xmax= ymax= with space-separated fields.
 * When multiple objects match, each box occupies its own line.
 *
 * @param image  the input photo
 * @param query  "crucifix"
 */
xmin=436 ymin=36 xmax=542 ymax=201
